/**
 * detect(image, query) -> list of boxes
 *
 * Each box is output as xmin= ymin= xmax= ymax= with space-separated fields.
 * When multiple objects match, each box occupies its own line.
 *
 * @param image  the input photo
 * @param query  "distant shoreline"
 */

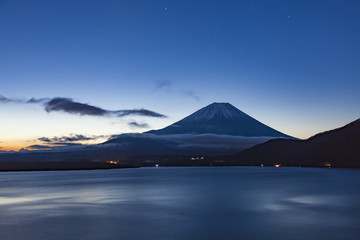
xmin=1 ymin=162 xmax=359 ymax=173
xmin=0 ymin=161 xmax=137 ymax=172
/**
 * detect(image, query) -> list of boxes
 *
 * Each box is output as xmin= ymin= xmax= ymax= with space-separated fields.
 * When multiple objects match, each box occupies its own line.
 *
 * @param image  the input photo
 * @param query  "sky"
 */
xmin=1 ymin=0 xmax=360 ymax=151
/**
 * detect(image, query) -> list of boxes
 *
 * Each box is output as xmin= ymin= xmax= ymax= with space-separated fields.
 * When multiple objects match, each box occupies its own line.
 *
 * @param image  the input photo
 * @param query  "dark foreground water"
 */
xmin=0 ymin=167 xmax=360 ymax=240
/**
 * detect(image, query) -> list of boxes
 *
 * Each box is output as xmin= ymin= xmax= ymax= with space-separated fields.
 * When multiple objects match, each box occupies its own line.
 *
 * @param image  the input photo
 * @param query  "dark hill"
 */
xmin=235 ymin=119 xmax=360 ymax=168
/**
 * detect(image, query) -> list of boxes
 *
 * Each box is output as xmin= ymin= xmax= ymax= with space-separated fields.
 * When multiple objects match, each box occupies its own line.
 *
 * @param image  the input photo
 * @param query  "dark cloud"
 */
xmin=45 ymin=98 xmax=108 ymax=116
xmin=128 ymin=121 xmax=150 ymax=128
xmin=0 ymin=95 xmax=167 ymax=118
xmin=43 ymin=97 xmax=168 ymax=117
xmin=45 ymin=98 xmax=167 ymax=118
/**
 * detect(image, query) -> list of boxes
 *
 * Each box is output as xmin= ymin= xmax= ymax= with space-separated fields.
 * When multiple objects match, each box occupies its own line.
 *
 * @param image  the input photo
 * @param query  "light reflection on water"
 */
xmin=0 ymin=167 xmax=359 ymax=240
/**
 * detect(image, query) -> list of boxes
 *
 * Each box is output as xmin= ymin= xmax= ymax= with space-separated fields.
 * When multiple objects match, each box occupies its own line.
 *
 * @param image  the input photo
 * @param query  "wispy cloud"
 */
xmin=29 ymin=134 xmax=108 ymax=151
xmin=27 ymin=145 xmax=54 ymax=150
xmin=28 ymin=97 xmax=51 ymax=103
xmin=0 ymin=95 xmax=167 ymax=118
xmin=154 ymin=79 xmax=172 ymax=91
xmin=0 ymin=95 xmax=48 ymax=104
xmin=0 ymin=95 xmax=28 ymax=104
xmin=0 ymin=95 xmax=10 ymax=103
xmin=128 ymin=121 xmax=150 ymax=129
xmin=116 ymin=109 xmax=166 ymax=118
xmin=38 ymin=134 xmax=102 ymax=143
xmin=27 ymin=143 xmax=84 ymax=151
xmin=153 ymin=81 xmax=200 ymax=101
xmin=180 ymin=90 xmax=200 ymax=101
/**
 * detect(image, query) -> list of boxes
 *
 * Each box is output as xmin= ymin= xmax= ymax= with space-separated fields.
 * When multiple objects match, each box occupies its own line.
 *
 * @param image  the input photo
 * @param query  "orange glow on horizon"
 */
xmin=0 ymin=141 xmax=29 ymax=152
xmin=0 ymin=136 xmax=110 ymax=152
xmin=0 ymin=139 xmax=54 ymax=152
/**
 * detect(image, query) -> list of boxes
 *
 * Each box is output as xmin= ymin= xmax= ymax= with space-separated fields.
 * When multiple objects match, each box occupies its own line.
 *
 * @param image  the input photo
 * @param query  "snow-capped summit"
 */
xmin=186 ymin=102 xmax=249 ymax=121
xmin=147 ymin=102 xmax=292 ymax=138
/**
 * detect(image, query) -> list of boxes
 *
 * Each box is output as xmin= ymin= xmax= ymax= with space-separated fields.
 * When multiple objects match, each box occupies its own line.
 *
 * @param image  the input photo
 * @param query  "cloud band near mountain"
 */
xmin=38 ymin=134 xmax=102 ymax=143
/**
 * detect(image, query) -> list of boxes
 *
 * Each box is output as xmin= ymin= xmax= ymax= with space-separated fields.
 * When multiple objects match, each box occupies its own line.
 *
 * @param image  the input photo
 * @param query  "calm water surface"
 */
xmin=0 ymin=167 xmax=359 ymax=240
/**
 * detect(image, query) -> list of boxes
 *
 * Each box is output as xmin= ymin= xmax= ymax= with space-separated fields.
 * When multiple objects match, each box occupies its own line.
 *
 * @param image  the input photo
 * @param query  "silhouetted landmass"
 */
xmin=234 ymin=119 xmax=360 ymax=168
xmin=0 ymin=161 xmax=135 ymax=172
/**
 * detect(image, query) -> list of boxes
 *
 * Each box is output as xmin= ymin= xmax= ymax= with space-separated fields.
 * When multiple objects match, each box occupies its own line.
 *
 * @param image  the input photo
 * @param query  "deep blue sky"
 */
xmin=1 ymin=0 xmax=360 ymax=150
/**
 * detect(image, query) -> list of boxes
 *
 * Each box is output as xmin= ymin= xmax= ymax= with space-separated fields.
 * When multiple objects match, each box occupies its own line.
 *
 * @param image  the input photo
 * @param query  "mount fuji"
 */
xmin=101 ymin=102 xmax=293 ymax=159
xmin=147 ymin=102 xmax=291 ymax=138
xmin=0 ymin=102 xmax=294 ymax=168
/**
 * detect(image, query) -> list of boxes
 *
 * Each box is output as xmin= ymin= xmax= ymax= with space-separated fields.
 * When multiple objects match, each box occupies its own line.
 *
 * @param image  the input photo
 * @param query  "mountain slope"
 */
xmin=235 ymin=118 xmax=360 ymax=167
xmin=147 ymin=102 xmax=291 ymax=138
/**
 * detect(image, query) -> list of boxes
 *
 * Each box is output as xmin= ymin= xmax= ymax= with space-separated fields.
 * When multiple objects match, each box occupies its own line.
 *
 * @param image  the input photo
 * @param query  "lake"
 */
xmin=0 ymin=167 xmax=359 ymax=240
